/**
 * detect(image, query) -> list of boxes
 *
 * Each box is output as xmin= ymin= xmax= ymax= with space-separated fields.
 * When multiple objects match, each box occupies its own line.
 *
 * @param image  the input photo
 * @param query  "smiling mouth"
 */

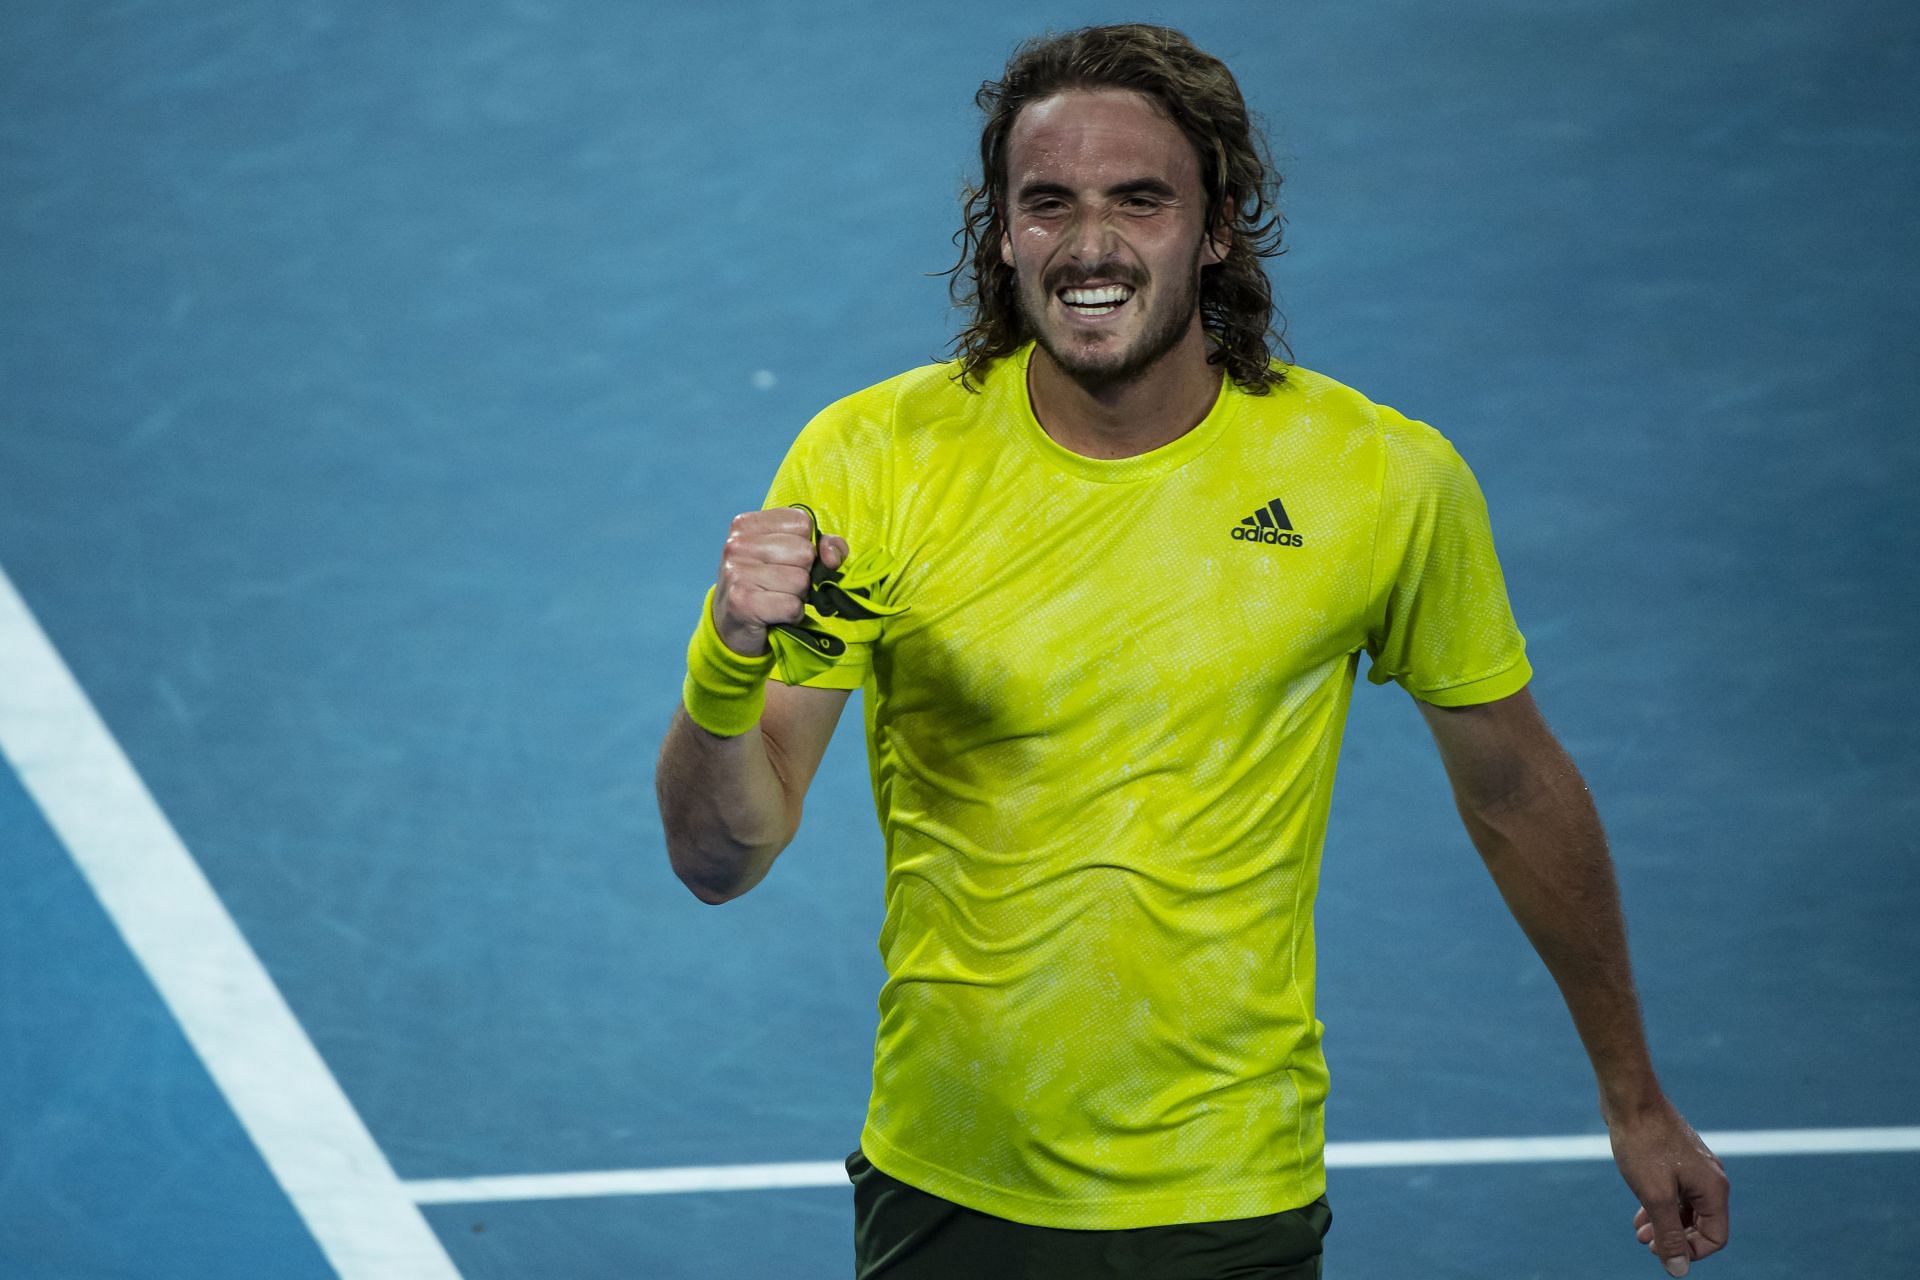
xmin=1057 ymin=284 xmax=1135 ymax=317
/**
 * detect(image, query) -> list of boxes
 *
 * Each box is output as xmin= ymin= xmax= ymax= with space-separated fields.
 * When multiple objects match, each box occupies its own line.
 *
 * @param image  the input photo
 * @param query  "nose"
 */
xmin=1065 ymin=206 xmax=1115 ymax=267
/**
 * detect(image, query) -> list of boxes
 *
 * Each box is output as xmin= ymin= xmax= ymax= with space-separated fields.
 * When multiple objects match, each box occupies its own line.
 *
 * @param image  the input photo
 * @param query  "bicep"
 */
xmin=1414 ymin=684 xmax=1568 ymax=816
xmin=759 ymin=679 xmax=854 ymax=839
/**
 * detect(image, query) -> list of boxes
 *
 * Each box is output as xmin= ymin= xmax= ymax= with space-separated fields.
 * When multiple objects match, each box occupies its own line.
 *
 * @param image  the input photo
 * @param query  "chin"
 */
xmin=1038 ymin=328 xmax=1165 ymax=388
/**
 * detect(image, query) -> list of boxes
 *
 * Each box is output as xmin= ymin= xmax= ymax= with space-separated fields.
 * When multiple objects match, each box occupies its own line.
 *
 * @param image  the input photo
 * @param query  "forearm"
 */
xmin=1454 ymin=769 xmax=1664 ymax=1119
xmin=656 ymin=702 xmax=794 ymax=904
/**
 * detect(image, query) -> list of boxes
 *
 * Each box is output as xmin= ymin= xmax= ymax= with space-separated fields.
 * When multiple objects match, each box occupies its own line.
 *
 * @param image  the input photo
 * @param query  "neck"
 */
xmin=1026 ymin=321 xmax=1222 ymax=460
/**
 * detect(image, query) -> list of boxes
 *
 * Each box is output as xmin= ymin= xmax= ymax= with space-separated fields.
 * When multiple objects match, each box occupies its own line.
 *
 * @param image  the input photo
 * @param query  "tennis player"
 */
xmin=659 ymin=23 xmax=1728 ymax=1279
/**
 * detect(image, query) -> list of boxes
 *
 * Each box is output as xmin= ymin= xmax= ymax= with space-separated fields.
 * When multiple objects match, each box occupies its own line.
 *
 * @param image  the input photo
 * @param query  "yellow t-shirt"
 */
xmin=759 ymin=342 xmax=1531 ymax=1229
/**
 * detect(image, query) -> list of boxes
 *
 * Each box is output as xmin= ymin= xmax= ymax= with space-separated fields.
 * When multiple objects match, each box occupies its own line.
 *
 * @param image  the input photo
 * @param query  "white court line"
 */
xmin=407 ymin=1161 xmax=853 ymax=1205
xmin=0 ymin=566 xmax=460 ymax=1279
xmin=402 ymin=1126 xmax=1920 ymax=1205
xmin=1329 ymin=1125 xmax=1920 ymax=1167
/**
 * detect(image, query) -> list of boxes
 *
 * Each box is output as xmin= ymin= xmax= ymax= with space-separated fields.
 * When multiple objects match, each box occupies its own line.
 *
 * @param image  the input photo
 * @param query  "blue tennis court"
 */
xmin=2 ymin=2 xmax=1915 ymax=1276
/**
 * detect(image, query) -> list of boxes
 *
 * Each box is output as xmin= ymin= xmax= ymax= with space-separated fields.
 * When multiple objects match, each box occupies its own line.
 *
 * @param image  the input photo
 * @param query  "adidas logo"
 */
xmin=1229 ymin=497 xmax=1304 ymax=547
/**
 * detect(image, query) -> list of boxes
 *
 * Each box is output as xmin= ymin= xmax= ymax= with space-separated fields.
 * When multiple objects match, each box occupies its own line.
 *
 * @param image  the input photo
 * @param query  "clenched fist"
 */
xmin=711 ymin=507 xmax=848 ymax=658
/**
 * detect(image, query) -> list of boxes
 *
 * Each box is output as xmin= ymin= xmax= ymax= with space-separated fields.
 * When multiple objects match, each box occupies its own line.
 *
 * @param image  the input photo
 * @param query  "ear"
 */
xmin=999 ymin=219 xmax=1013 ymax=269
xmin=1205 ymin=197 xmax=1235 ymax=265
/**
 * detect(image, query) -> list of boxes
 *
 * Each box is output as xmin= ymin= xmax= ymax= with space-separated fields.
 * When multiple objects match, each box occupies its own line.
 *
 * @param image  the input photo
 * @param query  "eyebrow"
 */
xmin=1013 ymin=177 xmax=1180 ymax=202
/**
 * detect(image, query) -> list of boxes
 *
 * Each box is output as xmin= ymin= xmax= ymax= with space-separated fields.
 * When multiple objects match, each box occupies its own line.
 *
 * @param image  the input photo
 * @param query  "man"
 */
xmin=657 ymin=23 xmax=1728 ymax=1279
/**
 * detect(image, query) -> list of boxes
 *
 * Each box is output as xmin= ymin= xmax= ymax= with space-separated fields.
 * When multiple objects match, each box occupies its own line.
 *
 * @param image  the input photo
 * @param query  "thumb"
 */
xmin=1642 ymin=1198 xmax=1692 ymax=1276
xmin=820 ymin=535 xmax=848 ymax=568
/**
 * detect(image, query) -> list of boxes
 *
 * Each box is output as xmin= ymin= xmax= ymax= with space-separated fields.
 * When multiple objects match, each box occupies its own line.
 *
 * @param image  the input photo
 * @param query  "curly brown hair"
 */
xmin=944 ymin=24 xmax=1291 ymax=393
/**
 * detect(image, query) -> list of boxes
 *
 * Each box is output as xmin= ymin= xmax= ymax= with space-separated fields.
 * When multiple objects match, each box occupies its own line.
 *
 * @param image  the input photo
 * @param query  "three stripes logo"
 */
xmin=1230 ymin=497 xmax=1304 ymax=547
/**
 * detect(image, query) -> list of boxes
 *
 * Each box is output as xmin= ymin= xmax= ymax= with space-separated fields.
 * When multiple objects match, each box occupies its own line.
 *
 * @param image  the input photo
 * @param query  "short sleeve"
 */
xmin=1363 ymin=408 xmax=1531 ymax=706
xmin=759 ymin=397 xmax=892 ymax=690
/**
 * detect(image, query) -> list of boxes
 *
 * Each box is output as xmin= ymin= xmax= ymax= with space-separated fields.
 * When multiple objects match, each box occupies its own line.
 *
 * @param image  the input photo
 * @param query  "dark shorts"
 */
xmin=847 ymin=1149 xmax=1332 ymax=1280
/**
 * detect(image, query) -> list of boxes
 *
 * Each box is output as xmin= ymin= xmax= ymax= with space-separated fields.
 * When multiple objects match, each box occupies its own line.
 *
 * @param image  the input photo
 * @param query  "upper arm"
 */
xmin=759 ymin=678 xmax=854 ymax=842
xmin=1364 ymin=410 xmax=1532 ymax=707
xmin=1414 ymin=684 xmax=1572 ymax=816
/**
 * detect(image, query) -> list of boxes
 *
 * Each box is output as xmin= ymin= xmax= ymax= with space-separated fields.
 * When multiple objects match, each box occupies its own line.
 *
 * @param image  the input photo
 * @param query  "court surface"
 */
xmin=2 ymin=1 xmax=1916 ymax=1276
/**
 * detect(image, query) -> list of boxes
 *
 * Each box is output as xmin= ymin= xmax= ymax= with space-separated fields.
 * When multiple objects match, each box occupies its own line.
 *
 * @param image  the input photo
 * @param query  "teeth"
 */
xmin=1061 ymin=285 xmax=1133 ymax=306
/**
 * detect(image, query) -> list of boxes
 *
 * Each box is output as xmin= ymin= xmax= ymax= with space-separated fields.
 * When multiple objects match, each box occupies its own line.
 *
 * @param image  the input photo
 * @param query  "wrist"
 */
xmin=1598 ymin=1072 xmax=1668 ymax=1126
xmin=684 ymin=585 xmax=776 ymax=736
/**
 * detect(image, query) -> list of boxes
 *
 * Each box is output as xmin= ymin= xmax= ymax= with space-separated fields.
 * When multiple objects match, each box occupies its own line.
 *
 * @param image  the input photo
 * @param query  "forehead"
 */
xmin=1005 ymin=88 xmax=1203 ymax=193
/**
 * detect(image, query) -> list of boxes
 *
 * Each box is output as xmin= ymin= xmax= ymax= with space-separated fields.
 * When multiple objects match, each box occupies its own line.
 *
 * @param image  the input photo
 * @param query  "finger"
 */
xmin=780 ymin=504 xmax=822 ymax=552
xmin=740 ymin=583 xmax=807 ymax=625
xmin=741 ymin=563 xmax=814 ymax=607
xmin=749 ymin=555 xmax=814 ymax=589
xmin=735 ymin=507 xmax=813 ymax=539
xmin=1641 ymin=1196 xmax=1694 ymax=1276
xmin=723 ymin=514 xmax=810 ymax=575
xmin=722 ymin=550 xmax=812 ymax=597
xmin=726 ymin=526 xmax=817 ymax=571
xmin=716 ymin=567 xmax=813 ymax=634
xmin=1681 ymin=1164 xmax=1731 ymax=1258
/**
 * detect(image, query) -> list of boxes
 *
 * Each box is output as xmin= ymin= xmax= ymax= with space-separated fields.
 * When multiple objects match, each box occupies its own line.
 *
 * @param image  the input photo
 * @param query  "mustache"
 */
xmin=1043 ymin=263 xmax=1143 ymax=293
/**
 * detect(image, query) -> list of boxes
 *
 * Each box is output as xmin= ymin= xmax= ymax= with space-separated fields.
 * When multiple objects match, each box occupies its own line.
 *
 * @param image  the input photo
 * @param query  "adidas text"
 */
xmin=1231 ymin=527 xmax=1303 ymax=547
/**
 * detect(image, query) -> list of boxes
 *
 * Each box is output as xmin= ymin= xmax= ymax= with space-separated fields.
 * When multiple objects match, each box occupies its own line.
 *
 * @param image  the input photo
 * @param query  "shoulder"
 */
xmin=1271 ymin=364 xmax=1471 ymax=479
xmin=1228 ymin=363 xmax=1415 ymax=475
xmin=1261 ymin=364 xmax=1427 ymax=439
xmin=808 ymin=359 xmax=973 ymax=430
xmin=791 ymin=356 xmax=1010 ymax=476
xmin=791 ymin=360 xmax=971 ymax=450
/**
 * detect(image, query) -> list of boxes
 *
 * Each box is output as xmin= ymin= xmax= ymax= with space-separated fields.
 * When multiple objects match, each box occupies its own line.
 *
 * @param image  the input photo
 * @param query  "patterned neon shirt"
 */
xmin=760 ymin=343 xmax=1531 ymax=1228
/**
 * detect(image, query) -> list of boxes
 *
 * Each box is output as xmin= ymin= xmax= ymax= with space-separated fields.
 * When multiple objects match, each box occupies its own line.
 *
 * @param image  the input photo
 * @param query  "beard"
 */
xmin=1017 ymin=244 xmax=1206 ymax=393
